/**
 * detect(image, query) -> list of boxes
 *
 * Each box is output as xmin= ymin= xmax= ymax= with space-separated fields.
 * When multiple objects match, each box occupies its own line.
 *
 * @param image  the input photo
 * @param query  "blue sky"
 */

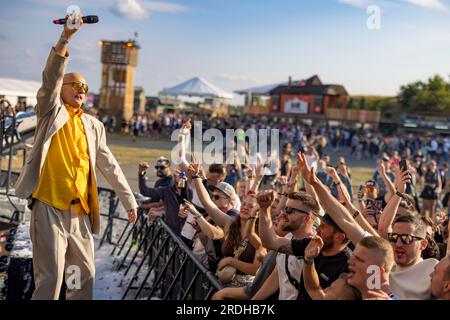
xmin=2 ymin=0 xmax=450 ymax=104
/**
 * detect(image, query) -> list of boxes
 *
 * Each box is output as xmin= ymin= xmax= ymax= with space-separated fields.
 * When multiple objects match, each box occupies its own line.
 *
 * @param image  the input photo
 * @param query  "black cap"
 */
xmin=320 ymin=213 xmax=344 ymax=233
xmin=365 ymin=180 xmax=377 ymax=188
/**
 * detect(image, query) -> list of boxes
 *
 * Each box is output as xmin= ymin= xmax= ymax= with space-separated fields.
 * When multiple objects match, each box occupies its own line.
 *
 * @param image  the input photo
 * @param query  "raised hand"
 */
xmin=325 ymin=166 xmax=339 ymax=181
xmin=182 ymin=118 xmax=192 ymax=130
xmin=62 ymin=13 xmax=83 ymax=40
xmin=378 ymin=160 xmax=386 ymax=175
xmin=287 ymin=165 xmax=299 ymax=193
xmin=256 ymin=190 xmax=275 ymax=210
xmin=297 ymin=152 xmax=319 ymax=185
xmin=187 ymin=154 xmax=201 ymax=177
xmin=394 ymin=166 xmax=412 ymax=194
xmin=304 ymin=235 xmax=324 ymax=260
xmin=138 ymin=161 xmax=150 ymax=175
xmin=183 ymin=200 xmax=202 ymax=218
xmin=255 ymin=157 xmax=265 ymax=180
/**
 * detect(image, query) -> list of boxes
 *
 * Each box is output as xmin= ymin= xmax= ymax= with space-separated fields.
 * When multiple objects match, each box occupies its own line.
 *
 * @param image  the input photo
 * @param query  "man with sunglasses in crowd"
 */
xmin=254 ymin=190 xmax=351 ymax=300
xmin=387 ymin=215 xmax=439 ymax=299
xmin=14 ymin=20 xmax=138 ymax=300
xmin=139 ymin=164 xmax=194 ymax=247
xmin=137 ymin=157 xmax=173 ymax=217
xmin=139 ymin=157 xmax=173 ymax=189
xmin=296 ymin=152 xmax=439 ymax=299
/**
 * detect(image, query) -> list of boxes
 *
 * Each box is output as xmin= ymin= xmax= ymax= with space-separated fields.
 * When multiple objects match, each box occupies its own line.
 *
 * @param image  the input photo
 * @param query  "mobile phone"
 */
xmin=399 ymin=160 xmax=408 ymax=172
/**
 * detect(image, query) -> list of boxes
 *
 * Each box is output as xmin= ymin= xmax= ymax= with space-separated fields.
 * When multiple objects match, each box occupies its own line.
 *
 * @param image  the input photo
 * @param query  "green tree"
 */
xmin=398 ymin=75 xmax=450 ymax=113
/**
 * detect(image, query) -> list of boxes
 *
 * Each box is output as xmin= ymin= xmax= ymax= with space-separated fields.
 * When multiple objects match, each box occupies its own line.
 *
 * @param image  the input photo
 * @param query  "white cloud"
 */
xmin=402 ymin=0 xmax=447 ymax=10
xmin=337 ymin=0 xmax=369 ymax=7
xmin=110 ymin=0 xmax=149 ymax=20
xmin=143 ymin=1 xmax=187 ymax=13
xmin=110 ymin=0 xmax=187 ymax=20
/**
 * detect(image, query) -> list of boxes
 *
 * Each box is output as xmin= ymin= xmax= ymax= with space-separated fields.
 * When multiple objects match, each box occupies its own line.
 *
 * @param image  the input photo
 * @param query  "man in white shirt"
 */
xmin=387 ymin=215 xmax=438 ymax=299
xmin=296 ymin=152 xmax=438 ymax=299
xmin=430 ymin=254 xmax=450 ymax=300
xmin=252 ymin=191 xmax=318 ymax=300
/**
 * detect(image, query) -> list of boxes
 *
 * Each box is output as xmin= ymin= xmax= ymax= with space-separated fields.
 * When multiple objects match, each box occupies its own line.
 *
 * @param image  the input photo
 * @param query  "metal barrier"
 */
xmin=0 ymin=100 xmax=28 ymax=224
xmin=98 ymin=193 xmax=223 ymax=300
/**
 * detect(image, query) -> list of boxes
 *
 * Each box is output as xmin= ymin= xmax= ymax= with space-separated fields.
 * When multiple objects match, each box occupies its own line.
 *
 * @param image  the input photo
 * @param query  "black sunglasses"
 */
xmin=155 ymin=166 xmax=167 ymax=170
xmin=212 ymin=194 xmax=228 ymax=201
xmin=283 ymin=206 xmax=310 ymax=215
xmin=388 ymin=233 xmax=424 ymax=245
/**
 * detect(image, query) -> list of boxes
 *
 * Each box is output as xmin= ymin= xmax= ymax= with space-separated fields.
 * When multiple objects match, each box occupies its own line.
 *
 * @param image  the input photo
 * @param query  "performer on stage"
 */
xmin=14 ymin=17 xmax=138 ymax=300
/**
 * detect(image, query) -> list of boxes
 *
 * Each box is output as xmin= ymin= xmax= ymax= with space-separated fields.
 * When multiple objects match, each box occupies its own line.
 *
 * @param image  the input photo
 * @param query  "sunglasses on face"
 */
xmin=283 ymin=206 xmax=310 ymax=216
xmin=155 ymin=166 xmax=167 ymax=170
xmin=387 ymin=233 xmax=424 ymax=245
xmin=63 ymin=81 xmax=89 ymax=94
xmin=212 ymin=194 xmax=228 ymax=201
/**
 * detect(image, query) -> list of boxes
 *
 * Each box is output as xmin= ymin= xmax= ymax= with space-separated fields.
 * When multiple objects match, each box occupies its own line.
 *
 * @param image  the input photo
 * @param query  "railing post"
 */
xmin=107 ymin=190 xmax=116 ymax=244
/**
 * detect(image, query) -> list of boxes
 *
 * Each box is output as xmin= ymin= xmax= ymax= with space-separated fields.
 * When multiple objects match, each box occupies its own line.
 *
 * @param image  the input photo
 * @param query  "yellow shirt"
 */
xmin=33 ymin=104 xmax=91 ymax=214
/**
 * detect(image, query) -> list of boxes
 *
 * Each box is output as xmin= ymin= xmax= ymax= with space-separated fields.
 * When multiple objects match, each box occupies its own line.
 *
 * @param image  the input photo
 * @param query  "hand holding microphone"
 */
xmin=53 ymin=15 xmax=99 ymax=25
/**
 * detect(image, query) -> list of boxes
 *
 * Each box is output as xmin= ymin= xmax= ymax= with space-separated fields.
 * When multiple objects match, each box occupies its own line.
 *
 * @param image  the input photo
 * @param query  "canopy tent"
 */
xmin=234 ymin=82 xmax=286 ymax=96
xmin=160 ymin=77 xmax=233 ymax=100
xmin=0 ymin=77 xmax=41 ymax=106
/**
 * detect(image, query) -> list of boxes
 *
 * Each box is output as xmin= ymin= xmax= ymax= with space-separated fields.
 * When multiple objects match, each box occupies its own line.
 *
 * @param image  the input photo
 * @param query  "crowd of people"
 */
xmin=98 ymin=110 xmax=450 ymax=166
xmin=135 ymin=119 xmax=450 ymax=300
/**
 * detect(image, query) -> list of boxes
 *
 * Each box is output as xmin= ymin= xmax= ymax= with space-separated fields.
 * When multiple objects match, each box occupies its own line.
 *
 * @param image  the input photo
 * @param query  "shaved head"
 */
xmin=61 ymin=72 xmax=87 ymax=109
xmin=63 ymin=72 xmax=86 ymax=84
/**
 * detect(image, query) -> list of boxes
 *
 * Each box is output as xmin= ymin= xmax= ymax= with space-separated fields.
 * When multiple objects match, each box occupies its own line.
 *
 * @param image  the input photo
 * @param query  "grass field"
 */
xmin=108 ymin=145 xmax=172 ymax=165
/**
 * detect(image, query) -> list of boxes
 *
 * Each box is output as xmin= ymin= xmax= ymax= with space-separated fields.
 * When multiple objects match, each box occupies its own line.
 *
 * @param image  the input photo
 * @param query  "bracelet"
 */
xmin=395 ymin=191 xmax=405 ymax=199
xmin=248 ymin=217 xmax=256 ymax=221
xmin=304 ymin=259 xmax=314 ymax=266
xmin=60 ymin=37 xmax=69 ymax=45
xmin=334 ymin=181 xmax=341 ymax=186
xmin=192 ymin=211 xmax=203 ymax=219
xmin=191 ymin=175 xmax=201 ymax=179
xmin=352 ymin=210 xmax=360 ymax=219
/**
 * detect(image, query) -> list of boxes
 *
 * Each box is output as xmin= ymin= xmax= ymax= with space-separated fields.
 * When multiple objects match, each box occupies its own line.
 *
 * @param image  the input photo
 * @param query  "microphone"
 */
xmin=53 ymin=15 xmax=99 ymax=25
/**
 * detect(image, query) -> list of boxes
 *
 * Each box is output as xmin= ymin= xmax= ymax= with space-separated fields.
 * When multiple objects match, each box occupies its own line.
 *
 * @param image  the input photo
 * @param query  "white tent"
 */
xmin=234 ymin=82 xmax=286 ymax=96
xmin=160 ymin=77 xmax=233 ymax=100
xmin=0 ymin=77 xmax=41 ymax=106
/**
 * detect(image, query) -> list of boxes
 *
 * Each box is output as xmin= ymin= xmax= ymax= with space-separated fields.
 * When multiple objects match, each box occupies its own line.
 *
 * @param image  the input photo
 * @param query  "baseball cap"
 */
xmin=211 ymin=182 xmax=236 ymax=199
xmin=365 ymin=180 xmax=377 ymax=188
xmin=319 ymin=213 xmax=344 ymax=233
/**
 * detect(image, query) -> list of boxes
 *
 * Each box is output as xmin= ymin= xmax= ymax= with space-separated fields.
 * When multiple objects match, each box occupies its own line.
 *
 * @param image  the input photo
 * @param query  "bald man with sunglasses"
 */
xmin=14 ymin=18 xmax=138 ymax=300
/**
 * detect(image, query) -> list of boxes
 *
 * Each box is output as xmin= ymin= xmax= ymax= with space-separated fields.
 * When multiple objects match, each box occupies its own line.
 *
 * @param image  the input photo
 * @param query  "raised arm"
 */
xmin=273 ymin=166 xmax=299 ymax=217
xmin=378 ymin=161 xmax=395 ymax=203
xmin=177 ymin=119 xmax=191 ymax=171
xmin=303 ymin=236 xmax=326 ymax=300
xmin=249 ymin=158 xmax=265 ymax=193
xmin=378 ymin=167 xmax=411 ymax=239
xmin=37 ymin=17 xmax=83 ymax=118
xmin=191 ymin=177 xmax=233 ymax=230
xmin=327 ymin=167 xmax=378 ymax=236
xmin=182 ymin=201 xmax=225 ymax=240
xmin=298 ymin=153 xmax=366 ymax=245
xmin=257 ymin=190 xmax=293 ymax=254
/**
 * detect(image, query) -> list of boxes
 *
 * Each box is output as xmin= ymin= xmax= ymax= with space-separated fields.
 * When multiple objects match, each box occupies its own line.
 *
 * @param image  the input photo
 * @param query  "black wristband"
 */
xmin=395 ymin=191 xmax=405 ymax=199
xmin=304 ymin=259 xmax=314 ymax=266
xmin=352 ymin=210 xmax=360 ymax=219
xmin=192 ymin=175 xmax=201 ymax=179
